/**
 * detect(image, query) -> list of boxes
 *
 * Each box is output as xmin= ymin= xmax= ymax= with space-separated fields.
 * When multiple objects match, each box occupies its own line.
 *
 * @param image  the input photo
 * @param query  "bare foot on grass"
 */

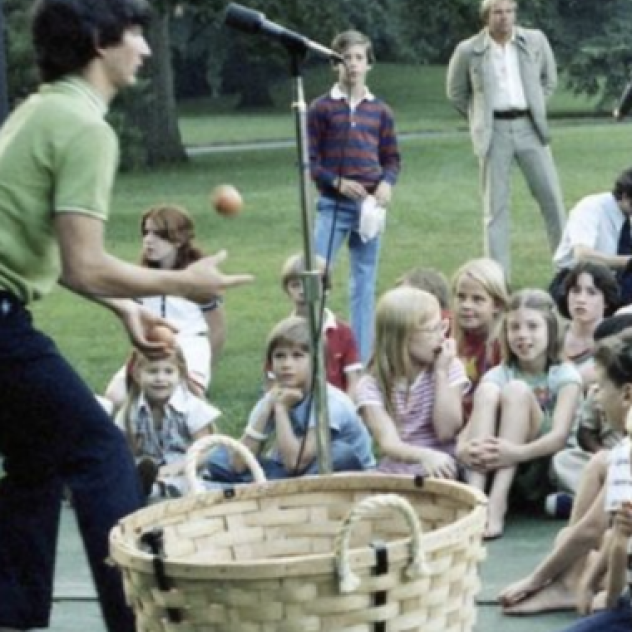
xmin=502 ymin=579 xmax=576 ymax=614
xmin=498 ymin=575 xmax=542 ymax=607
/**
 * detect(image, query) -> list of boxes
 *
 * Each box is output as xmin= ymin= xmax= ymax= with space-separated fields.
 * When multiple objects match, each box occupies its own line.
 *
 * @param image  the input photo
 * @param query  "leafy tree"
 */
xmin=174 ymin=1 xmax=342 ymax=108
xmin=120 ymin=7 xmax=186 ymax=167
xmin=392 ymin=0 xmax=478 ymax=64
xmin=0 ymin=0 xmax=183 ymax=168
xmin=229 ymin=1 xmax=341 ymax=108
xmin=395 ymin=0 xmax=632 ymax=111
xmin=4 ymin=0 xmax=37 ymax=105
xmin=545 ymin=0 xmax=632 ymax=108
xmin=4 ymin=0 xmax=632 ymax=168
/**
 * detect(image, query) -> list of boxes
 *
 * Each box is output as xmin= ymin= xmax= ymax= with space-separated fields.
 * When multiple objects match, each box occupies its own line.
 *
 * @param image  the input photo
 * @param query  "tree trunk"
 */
xmin=133 ymin=12 xmax=187 ymax=166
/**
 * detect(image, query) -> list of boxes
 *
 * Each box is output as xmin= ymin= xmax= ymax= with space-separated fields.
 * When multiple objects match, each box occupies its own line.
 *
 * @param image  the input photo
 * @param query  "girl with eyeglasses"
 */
xmin=356 ymin=286 xmax=470 ymax=479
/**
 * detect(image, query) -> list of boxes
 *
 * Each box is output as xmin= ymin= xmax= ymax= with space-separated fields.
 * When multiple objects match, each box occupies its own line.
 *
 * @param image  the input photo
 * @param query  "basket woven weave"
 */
xmin=110 ymin=435 xmax=487 ymax=632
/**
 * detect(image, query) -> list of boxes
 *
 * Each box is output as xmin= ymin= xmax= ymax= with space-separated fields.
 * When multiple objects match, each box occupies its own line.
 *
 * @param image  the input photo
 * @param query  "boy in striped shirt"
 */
xmin=308 ymin=30 xmax=401 ymax=365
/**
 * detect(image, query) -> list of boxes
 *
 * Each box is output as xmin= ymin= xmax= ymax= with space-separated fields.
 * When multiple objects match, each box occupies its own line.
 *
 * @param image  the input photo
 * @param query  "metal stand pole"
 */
xmin=288 ymin=48 xmax=331 ymax=474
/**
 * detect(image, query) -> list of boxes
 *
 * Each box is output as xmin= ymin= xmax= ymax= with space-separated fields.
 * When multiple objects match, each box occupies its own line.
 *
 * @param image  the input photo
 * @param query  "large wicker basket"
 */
xmin=110 ymin=435 xmax=487 ymax=632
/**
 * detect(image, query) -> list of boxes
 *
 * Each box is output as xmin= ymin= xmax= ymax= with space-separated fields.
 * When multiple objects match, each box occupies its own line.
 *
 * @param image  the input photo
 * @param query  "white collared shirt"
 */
xmin=330 ymin=83 xmax=375 ymax=111
xmin=553 ymin=192 xmax=626 ymax=270
xmin=487 ymin=30 xmax=528 ymax=112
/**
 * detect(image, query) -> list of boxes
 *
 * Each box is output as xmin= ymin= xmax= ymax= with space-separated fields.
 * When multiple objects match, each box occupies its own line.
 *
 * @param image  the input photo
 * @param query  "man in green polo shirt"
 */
xmin=0 ymin=1 xmax=252 ymax=631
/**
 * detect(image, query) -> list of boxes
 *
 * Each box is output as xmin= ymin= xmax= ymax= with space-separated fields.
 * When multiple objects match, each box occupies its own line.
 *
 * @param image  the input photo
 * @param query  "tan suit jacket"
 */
xmin=446 ymin=27 xmax=558 ymax=158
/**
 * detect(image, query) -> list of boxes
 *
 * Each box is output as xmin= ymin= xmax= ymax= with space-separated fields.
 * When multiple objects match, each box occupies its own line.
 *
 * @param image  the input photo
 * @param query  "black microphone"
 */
xmin=223 ymin=3 xmax=344 ymax=64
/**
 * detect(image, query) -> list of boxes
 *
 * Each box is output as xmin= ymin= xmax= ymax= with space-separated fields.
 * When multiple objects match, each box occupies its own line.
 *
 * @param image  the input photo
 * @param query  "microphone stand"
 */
xmin=287 ymin=45 xmax=332 ymax=474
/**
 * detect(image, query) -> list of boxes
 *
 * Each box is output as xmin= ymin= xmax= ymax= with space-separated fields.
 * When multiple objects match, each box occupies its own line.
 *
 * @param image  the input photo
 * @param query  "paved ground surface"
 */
xmin=47 ymin=504 xmax=583 ymax=632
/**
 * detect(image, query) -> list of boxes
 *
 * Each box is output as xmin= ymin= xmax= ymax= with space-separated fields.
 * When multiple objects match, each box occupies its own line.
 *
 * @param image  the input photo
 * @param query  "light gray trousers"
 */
xmin=480 ymin=117 xmax=566 ymax=279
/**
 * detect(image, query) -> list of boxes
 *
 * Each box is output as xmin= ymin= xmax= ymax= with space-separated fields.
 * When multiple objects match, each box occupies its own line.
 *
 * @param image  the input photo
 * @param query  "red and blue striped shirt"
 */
xmin=308 ymin=85 xmax=401 ymax=195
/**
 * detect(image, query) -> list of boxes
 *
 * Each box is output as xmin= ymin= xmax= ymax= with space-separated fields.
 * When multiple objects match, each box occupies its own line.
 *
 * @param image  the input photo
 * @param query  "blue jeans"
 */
xmin=558 ymin=594 xmax=631 ymax=632
xmin=314 ymin=195 xmax=381 ymax=365
xmin=0 ymin=293 xmax=142 ymax=630
xmin=207 ymin=442 xmax=365 ymax=483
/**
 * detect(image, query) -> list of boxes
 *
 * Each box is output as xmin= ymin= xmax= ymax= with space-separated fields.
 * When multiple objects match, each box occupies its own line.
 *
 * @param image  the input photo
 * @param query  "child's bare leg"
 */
xmin=567 ymin=450 xmax=609 ymax=525
xmin=500 ymin=480 xmax=610 ymax=614
xmin=485 ymin=381 xmax=541 ymax=539
xmin=459 ymin=383 xmax=500 ymax=491
xmin=485 ymin=468 xmax=515 ymax=539
xmin=504 ymin=452 xmax=612 ymax=610
xmin=500 ymin=529 xmax=586 ymax=613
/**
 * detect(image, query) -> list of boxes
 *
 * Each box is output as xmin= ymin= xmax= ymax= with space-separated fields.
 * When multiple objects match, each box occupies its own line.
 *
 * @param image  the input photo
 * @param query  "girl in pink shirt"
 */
xmin=356 ymin=286 xmax=469 ymax=478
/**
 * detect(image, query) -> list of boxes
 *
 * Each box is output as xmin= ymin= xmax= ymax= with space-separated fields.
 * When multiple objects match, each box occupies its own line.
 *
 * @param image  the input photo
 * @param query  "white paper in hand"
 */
xmin=359 ymin=195 xmax=386 ymax=243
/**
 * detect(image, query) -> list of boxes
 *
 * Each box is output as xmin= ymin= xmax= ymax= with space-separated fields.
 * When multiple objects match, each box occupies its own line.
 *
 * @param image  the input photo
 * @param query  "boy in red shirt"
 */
xmin=279 ymin=252 xmax=362 ymax=400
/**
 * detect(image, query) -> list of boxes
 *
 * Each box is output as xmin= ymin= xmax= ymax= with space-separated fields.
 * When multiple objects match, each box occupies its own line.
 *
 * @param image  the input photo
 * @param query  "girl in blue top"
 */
xmin=457 ymin=288 xmax=583 ymax=539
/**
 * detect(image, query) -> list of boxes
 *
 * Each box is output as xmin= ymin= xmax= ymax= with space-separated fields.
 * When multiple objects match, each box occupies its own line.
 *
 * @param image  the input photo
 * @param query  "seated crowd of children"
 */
xmin=91 ymin=204 xmax=632 ymax=628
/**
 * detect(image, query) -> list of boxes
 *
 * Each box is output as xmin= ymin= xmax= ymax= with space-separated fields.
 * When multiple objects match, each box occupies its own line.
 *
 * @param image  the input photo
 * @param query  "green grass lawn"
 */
xmin=178 ymin=64 xmax=604 ymax=146
xmin=30 ymin=66 xmax=632 ymax=437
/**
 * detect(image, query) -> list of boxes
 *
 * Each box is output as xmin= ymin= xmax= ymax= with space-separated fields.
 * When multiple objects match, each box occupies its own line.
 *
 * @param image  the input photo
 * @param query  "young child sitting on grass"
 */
xmin=278 ymin=252 xmax=362 ymax=399
xmin=104 ymin=204 xmax=226 ymax=408
xmin=555 ymin=261 xmax=619 ymax=388
xmin=499 ymin=329 xmax=632 ymax=626
xmin=115 ymin=347 xmax=220 ymax=499
xmin=450 ymin=258 xmax=509 ymax=420
xmin=457 ymin=288 xmax=582 ymax=539
xmin=356 ymin=286 xmax=469 ymax=479
xmin=394 ymin=266 xmax=452 ymax=325
xmin=208 ymin=316 xmax=375 ymax=482
xmin=548 ymin=314 xmax=632 ymax=516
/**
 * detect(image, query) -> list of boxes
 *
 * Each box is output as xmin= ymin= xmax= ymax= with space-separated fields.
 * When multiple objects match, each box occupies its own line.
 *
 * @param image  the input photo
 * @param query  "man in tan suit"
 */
xmin=447 ymin=0 xmax=566 ymax=278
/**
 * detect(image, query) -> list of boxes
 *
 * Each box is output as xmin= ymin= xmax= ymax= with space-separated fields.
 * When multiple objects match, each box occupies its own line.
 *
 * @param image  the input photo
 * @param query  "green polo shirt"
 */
xmin=0 ymin=76 xmax=118 ymax=303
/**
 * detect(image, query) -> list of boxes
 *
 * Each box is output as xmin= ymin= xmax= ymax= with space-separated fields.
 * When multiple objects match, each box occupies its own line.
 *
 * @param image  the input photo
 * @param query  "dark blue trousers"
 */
xmin=558 ymin=594 xmax=631 ymax=632
xmin=0 ymin=293 xmax=142 ymax=630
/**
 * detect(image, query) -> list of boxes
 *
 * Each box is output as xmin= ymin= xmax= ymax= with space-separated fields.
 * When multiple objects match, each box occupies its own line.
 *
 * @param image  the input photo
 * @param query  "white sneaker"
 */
xmin=544 ymin=492 xmax=574 ymax=519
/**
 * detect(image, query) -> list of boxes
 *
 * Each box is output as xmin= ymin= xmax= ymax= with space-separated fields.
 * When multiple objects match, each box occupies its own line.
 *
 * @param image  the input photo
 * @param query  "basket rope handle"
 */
xmin=334 ymin=494 xmax=429 ymax=593
xmin=185 ymin=434 xmax=267 ymax=494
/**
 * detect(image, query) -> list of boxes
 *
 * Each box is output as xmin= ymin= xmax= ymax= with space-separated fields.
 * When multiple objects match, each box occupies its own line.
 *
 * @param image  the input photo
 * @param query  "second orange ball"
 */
xmin=211 ymin=184 xmax=243 ymax=216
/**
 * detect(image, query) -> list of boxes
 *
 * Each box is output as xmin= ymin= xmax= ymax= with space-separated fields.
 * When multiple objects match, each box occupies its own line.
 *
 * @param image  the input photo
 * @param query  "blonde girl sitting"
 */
xmin=115 ymin=347 xmax=220 ymax=499
xmin=457 ymin=288 xmax=582 ymax=539
xmin=356 ymin=287 xmax=470 ymax=478
xmin=451 ymin=258 xmax=510 ymax=420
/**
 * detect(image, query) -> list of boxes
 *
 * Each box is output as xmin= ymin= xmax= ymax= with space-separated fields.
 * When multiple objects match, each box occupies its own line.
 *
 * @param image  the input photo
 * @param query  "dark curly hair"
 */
xmin=555 ymin=261 xmax=619 ymax=320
